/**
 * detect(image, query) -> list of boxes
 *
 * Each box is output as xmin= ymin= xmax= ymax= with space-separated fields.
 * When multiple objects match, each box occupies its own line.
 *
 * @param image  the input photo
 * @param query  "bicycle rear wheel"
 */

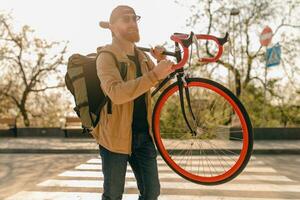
xmin=152 ymin=77 xmax=253 ymax=185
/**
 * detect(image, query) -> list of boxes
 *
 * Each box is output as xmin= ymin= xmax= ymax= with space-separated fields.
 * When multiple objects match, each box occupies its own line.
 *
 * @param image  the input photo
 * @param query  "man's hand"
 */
xmin=150 ymin=45 xmax=167 ymax=62
xmin=152 ymin=59 xmax=174 ymax=80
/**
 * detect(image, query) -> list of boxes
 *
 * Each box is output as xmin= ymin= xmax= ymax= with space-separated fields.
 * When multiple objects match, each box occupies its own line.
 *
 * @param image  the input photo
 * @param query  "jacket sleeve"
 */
xmin=96 ymin=52 xmax=160 ymax=105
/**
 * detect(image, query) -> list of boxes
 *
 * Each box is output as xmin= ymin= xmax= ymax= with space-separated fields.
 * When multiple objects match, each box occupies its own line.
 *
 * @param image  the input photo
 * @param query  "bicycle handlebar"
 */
xmin=170 ymin=32 xmax=228 ymax=70
xmin=138 ymin=47 xmax=176 ymax=57
xmin=138 ymin=32 xmax=228 ymax=70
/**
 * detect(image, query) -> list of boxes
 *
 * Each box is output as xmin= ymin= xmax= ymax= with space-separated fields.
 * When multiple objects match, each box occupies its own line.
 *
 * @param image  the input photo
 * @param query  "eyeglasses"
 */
xmin=119 ymin=15 xmax=141 ymax=23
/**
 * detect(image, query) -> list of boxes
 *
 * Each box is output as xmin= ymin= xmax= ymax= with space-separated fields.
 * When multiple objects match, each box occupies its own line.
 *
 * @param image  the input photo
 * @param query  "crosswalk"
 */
xmin=5 ymin=155 xmax=300 ymax=200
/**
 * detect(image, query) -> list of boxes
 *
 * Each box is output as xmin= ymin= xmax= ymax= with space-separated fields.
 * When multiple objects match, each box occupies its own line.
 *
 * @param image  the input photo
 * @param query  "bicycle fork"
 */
xmin=177 ymin=73 xmax=198 ymax=136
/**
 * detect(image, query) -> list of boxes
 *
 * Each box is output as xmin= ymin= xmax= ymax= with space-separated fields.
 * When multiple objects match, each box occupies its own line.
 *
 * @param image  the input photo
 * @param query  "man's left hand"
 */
xmin=150 ymin=45 xmax=167 ymax=62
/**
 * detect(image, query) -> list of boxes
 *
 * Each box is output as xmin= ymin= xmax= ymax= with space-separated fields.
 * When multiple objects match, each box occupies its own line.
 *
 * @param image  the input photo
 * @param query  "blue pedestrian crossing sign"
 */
xmin=266 ymin=44 xmax=281 ymax=67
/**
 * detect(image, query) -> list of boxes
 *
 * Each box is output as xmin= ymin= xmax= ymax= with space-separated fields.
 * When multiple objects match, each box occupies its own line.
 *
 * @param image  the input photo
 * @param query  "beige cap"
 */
xmin=99 ymin=5 xmax=136 ymax=29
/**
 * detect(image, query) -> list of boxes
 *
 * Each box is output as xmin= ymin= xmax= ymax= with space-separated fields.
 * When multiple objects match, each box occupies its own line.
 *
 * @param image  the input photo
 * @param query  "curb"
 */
xmin=0 ymin=149 xmax=98 ymax=154
xmin=1 ymin=149 xmax=300 ymax=155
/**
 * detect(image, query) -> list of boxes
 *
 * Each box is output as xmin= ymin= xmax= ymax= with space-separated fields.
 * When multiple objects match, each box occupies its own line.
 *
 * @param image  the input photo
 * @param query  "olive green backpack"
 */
xmin=65 ymin=49 xmax=127 ymax=132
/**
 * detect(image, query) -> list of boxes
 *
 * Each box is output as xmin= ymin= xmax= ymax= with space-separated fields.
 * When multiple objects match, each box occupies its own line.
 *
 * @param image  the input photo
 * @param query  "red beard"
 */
xmin=120 ymin=28 xmax=140 ymax=43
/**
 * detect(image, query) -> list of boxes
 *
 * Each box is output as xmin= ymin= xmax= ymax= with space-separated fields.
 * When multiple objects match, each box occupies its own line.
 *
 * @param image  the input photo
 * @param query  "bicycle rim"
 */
xmin=152 ymin=78 xmax=253 ymax=185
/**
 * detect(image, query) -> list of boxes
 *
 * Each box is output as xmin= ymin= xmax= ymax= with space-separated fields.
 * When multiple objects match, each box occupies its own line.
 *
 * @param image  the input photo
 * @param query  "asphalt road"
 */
xmin=1 ymin=154 xmax=300 ymax=199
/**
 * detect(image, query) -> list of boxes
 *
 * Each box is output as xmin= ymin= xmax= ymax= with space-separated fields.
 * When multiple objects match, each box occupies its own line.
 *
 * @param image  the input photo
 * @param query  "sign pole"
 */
xmin=260 ymin=25 xmax=273 ymax=125
xmin=263 ymin=48 xmax=267 ymax=124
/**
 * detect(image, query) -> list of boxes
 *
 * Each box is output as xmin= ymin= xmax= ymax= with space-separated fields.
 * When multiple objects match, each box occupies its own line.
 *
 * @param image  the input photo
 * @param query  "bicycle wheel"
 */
xmin=152 ymin=77 xmax=253 ymax=185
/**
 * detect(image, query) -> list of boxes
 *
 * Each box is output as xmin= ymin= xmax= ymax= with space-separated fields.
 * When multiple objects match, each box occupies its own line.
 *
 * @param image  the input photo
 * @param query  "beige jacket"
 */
xmin=91 ymin=38 xmax=161 ymax=155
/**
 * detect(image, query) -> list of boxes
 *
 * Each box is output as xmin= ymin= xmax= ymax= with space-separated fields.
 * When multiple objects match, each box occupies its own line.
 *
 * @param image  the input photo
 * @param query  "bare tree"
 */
xmin=0 ymin=13 xmax=68 ymax=126
xmin=177 ymin=0 xmax=300 ymax=99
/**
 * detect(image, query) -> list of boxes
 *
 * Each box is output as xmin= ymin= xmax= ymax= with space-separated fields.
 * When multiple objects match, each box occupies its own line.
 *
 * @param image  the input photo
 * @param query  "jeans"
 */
xmin=99 ymin=132 xmax=160 ymax=200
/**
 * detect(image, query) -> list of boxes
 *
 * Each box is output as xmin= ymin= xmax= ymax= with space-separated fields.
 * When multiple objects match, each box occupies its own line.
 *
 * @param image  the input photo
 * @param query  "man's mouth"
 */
xmin=128 ymin=29 xmax=138 ymax=33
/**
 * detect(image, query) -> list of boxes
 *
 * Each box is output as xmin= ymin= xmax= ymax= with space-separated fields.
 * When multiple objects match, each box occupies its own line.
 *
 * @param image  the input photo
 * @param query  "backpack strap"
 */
xmin=139 ymin=49 xmax=152 ymax=71
xmin=97 ymin=50 xmax=127 ymax=114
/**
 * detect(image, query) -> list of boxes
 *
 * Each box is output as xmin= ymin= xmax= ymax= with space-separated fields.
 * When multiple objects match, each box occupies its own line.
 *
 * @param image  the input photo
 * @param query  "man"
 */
xmin=91 ymin=5 xmax=174 ymax=200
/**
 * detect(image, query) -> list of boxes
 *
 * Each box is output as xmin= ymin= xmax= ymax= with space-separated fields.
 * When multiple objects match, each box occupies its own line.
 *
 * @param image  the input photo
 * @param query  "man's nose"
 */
xmin=128 ymin=19 xmax=138 ymax=27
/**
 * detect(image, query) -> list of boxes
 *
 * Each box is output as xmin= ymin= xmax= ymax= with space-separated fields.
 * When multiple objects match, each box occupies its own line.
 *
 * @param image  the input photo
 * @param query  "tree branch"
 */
xmin=31 ymin=84 xmax=65 ymax=92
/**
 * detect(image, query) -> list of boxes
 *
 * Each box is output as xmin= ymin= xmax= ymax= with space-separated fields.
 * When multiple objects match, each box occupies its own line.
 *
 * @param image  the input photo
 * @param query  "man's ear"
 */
xmin=108 ymin=23 xmax=112 ymax=30
xmin=109 ymin=23 xmax=117 ymax=36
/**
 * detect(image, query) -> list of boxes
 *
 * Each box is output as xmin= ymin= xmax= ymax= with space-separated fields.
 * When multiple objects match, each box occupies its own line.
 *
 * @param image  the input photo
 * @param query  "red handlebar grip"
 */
xmin=196 ymin=34 xmax=223 ymax=63
xmin=170 ymin=34 xmax=190 ymax=70
xmin=199 ymin=45 xmax=223 ymax=63
xmin=170 ymin=33 xmax=224 ymax=69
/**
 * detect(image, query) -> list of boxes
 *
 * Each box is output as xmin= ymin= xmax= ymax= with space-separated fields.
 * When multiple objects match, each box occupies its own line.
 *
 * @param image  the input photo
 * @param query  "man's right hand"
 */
xmin=152 ymin=59 xmax=175 ymax=80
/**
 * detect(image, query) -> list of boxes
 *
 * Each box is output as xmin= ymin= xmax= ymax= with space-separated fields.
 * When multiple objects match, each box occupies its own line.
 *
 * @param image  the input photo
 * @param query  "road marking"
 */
xmin=86 ymin=158 xmax=264 ymax=165
xmin=75 ymin=164 xmax=277 ymax=173
xmin=59 ymin=170 xmax=295 ymax=182
xmin=37 ymin=179 xmax=300 ymax=192
xmin=4 ymin=191 xmax=291 ymax=200
xmin=96 ymin=155 xmax=257 ymax=160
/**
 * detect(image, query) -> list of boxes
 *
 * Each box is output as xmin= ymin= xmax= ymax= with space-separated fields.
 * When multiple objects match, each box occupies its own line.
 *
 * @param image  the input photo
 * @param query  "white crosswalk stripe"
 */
xmin=74 ymin=163 xmax=277 ymax=172
xmin=86 ymin=158 xmax=264 ymax=165
xmin=36 ymin=179 xmax=300 ymax=192
xmin=59 ymin=170 xmax=294 ymax=182
xmin=5 ymin=155 xmax=300 ymax=200
xmin=4 ymin=192 xmax=292 ymax=200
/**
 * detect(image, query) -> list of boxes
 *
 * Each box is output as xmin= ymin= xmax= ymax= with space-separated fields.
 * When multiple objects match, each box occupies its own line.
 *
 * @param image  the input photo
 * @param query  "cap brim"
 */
xmin=99 ymin=21 xmax=110 ymax=29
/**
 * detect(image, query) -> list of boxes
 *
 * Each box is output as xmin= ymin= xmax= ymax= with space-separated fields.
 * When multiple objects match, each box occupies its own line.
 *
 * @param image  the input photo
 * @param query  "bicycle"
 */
xmin=138 ymin=31 xmax=253 ymax=185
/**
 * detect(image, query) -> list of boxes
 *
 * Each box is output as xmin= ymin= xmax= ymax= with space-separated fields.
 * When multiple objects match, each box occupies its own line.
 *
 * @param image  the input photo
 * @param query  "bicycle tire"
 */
xmin=152 ymin=77 xmax=253 ymax=185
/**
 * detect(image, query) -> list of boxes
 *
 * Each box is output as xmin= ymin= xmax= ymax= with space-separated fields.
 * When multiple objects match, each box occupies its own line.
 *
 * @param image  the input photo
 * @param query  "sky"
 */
xmin=0 ymin=0 xmax=191 ymax=56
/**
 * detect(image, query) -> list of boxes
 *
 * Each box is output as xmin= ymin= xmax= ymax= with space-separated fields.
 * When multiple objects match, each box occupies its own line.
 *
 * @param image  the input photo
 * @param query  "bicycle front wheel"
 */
xmin=152 ymin=78 xmax=253 ymax=185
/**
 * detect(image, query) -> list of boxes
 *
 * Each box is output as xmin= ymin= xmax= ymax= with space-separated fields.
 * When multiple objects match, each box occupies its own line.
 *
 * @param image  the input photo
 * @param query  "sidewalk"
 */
xmin=0 ymin=138 xmax=300 ymax=154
